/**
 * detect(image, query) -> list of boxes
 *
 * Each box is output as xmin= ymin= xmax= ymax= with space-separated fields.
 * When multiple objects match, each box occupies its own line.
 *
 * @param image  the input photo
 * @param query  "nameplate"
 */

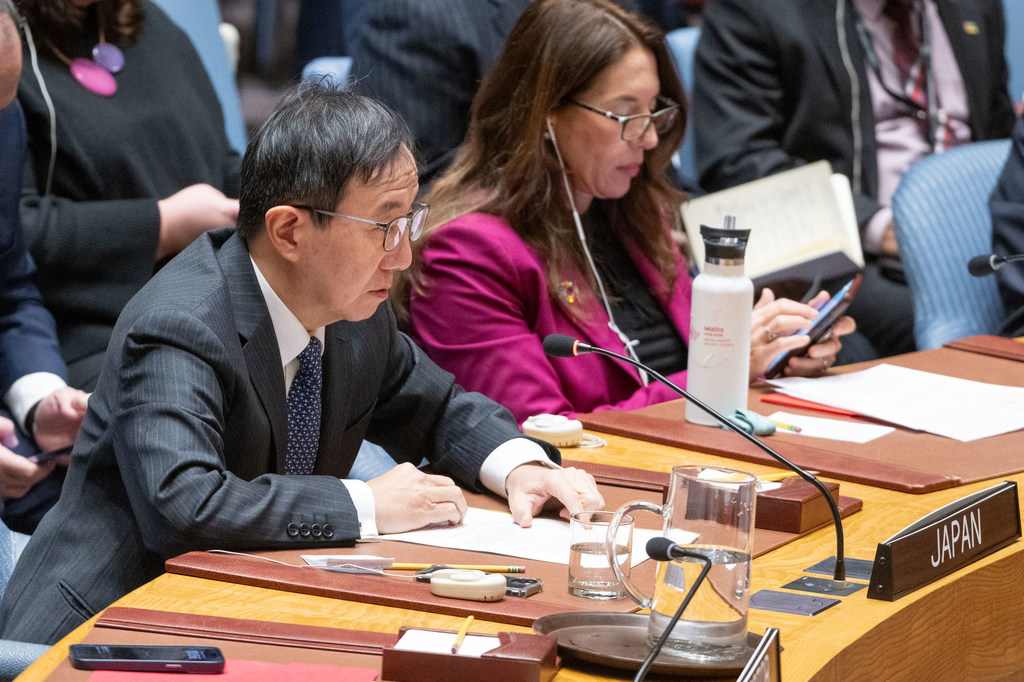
xmin=867 ymin=481 xmax=1021 ymax=601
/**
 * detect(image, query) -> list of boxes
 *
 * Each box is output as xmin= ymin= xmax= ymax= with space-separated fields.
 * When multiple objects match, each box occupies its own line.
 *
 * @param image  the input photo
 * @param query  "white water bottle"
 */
xmin=685 ymin=216 xmax=753 ymax=425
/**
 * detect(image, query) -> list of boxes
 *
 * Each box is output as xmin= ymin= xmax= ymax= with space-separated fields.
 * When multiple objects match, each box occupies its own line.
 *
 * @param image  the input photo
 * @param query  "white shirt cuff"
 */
xmin=479 ymin=438 xmax=559 ymax=499
xmin=862 ymin=206 xmax=892 ymax=255
xmin=4 ymin=372 xmax=67 ymax=433
xmin=340 ymin=479 xmax=379 ymax=539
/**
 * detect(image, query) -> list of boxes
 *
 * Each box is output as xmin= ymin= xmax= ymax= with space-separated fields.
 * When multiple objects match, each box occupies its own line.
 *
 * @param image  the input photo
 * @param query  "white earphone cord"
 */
xmin=19 ymin=18 xmax=57 ymax=196
xmin=545 ymin=118 xmax=649 ymax=386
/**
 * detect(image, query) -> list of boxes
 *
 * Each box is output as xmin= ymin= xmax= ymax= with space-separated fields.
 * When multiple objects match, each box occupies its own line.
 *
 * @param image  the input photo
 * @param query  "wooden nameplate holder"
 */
xmin=756 ymin=477 xmax=861 ymax=534
xmin=382 ymin=627 xmax=557 ymax=682
xmin=867 ymin=481 xmax=1021 ymax=601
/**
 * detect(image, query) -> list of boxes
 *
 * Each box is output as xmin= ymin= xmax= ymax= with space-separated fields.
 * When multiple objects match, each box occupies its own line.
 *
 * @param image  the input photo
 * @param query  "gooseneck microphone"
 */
xmin=968 ymin=253 xmax=1024 ymax=277
xmin=543 ymin=333 xmax=848 ymax=587
xmin=633 ymin=537 xmax=713 ymax=682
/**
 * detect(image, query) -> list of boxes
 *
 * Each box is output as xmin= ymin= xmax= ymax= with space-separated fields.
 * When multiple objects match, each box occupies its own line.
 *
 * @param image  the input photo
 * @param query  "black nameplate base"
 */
xmin=867 ymin=481 xmax=1021 ymax=601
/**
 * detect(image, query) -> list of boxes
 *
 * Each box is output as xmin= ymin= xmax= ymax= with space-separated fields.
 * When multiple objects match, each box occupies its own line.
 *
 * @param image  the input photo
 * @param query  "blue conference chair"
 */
xmin=0 ymin=520 xmax=50 ymax=681
xmin=150 ymin=0 xmax=248 ymax=154
xmin=891 ymin=139 xmax=1011 ymax=349
xmin=665 ymin=27 xmax=701 ymax=189
xmin=1003 ymin=0 xmax=1024 ymax=105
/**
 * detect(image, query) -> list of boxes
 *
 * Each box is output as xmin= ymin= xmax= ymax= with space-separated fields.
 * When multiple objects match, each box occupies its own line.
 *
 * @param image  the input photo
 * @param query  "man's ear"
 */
xmin=262 ymin=206 xmax=309 ymax=263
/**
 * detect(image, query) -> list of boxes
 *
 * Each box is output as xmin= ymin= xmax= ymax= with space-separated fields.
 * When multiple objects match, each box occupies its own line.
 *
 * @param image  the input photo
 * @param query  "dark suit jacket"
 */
xmin=0 ymin=101 xmax=66 ymax=396
xmin=990 ymin=114 xmax=1024 ymax=337
xmin=693 ymin=0 xmax=1015 ymax=228
xmin=0 ymin=229 xmax=550 ymax=645
xmin=351 ymin=0 xmax=533 ymax=184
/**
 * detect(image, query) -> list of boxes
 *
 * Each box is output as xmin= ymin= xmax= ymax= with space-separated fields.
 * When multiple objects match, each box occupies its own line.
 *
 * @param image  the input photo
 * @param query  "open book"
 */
xmin=681 ymin=161 xmax=864 ymax=289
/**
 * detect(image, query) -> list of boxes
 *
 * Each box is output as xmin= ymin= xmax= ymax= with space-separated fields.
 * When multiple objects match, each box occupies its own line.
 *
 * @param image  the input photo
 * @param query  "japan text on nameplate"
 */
xmin=867 ymin=481 xmax=1021 ymax=601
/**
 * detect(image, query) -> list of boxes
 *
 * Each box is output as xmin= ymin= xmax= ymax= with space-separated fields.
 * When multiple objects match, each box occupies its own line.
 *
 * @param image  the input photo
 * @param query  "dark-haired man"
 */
xmin=0 ymin=83 xmax=603 ymax=645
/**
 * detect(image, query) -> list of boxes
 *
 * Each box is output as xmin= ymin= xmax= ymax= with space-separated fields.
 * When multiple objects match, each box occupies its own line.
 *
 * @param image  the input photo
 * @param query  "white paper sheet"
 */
xmin=394 ymin=629 xmax=500 ymax=658
xmin=382 ymin=507 xmax=680 ymax=566
xmin=768 ymin=411 xmax=894 ymax=443
xmin=768 ymin=364 xmax=1024 ymax=442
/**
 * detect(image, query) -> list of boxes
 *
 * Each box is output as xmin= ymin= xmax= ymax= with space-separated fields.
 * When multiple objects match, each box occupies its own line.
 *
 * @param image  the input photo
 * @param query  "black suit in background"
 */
xmin=351 ymin=0 xmax=533 ymax=185
xmin=990 ymin=114 xmax=1024 ymax=337
xmin=0 ymin=229 xmax=552 ymax=645
xmin=692 ymin=0 xmax=1014 ymax=361
xmin=693 ymin=0 xmax=1014 ymax=227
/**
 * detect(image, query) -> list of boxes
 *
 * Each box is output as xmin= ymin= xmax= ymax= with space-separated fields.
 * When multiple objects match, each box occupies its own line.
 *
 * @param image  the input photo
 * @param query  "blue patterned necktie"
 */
xmin=285 ymin=337 xmax=322 ymax=475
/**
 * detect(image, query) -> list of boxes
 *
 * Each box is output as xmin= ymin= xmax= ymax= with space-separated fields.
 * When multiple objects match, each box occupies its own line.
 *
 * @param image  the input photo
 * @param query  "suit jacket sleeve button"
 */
xmin=311 ymin=523 xmax=323 ymax=537
xmin=286 ymin=523 xmax=299 ymax=537
xmin=299 ymin=523 xmax=311 ymax=537
xmin=322 ymin=524 xmax=334 ymax=538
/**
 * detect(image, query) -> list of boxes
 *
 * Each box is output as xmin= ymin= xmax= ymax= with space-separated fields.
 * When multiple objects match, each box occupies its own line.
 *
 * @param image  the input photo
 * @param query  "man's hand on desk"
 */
xmin=505 ymin=464 xmax=604 ymax=528
xmin=367 ymin=462 xmax=468 ymax=534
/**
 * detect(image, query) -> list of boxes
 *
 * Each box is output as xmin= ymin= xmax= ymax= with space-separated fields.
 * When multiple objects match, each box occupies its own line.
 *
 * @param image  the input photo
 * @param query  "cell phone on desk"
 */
xmin=69 ymin=644 xmax=225 ymax=673
xmin=763 ymin=274 xmax=862 ymax=380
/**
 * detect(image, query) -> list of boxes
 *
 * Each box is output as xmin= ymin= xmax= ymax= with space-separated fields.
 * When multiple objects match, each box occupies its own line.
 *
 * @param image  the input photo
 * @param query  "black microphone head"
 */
xmin=968 ymin=254 xmax=1003 ymax=277
xmin=542 ymin=334 xmax=579 ymax=358
xmin=646 ymin=536 xmax=678 ymax=562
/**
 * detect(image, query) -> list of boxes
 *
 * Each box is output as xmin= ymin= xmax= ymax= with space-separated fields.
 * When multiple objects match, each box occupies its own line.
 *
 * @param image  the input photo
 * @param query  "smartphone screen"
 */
xmin=763 ymin=275 xmax=862 ymax=380
xmin=69 ymin=644 xmax=225 ymax=673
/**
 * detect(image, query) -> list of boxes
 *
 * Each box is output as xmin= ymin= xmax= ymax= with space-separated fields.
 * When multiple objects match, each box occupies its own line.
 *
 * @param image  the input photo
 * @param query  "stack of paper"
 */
xmin=767 ymin=364 xmax=1024 ymax=442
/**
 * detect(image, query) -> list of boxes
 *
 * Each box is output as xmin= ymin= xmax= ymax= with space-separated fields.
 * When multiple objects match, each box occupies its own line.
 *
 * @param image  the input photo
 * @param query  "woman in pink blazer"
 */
xmin=401 ymin=0 xmax=853 ymax=425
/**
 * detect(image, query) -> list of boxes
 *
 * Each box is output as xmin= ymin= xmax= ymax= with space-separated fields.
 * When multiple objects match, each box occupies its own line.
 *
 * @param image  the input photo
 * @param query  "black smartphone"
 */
xmin=763 ymin=274 xmax=862 ymax=380
xmin=28 ymin=445 xmax=72 ymax=465
xmin=69 ymin=644 xmax=225 ymax=674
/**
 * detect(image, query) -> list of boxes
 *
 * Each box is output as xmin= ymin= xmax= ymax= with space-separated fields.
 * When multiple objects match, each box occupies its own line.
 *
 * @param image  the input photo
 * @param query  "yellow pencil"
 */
xmin=758 ymin=470 xmax=818 ymax=483
xmin=390 ymin=563 xmax=526 ymax=573
xmin=451 ymin=615 xmax=474 ymax=654
xmin=772 ymin=420 xmax=803 ymax=433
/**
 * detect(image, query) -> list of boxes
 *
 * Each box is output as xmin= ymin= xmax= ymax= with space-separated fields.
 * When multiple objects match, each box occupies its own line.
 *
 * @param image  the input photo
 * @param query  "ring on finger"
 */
xmin=821 ymin=357 xmax=833 ymax=371
xmin=764 ymin=326 xmax=778 ymax=342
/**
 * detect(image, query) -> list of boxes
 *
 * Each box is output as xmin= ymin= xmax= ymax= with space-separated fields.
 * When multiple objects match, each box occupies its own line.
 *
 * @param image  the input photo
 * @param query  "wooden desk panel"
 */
xmin=19 ymin=434 xmax=1024 ymax=681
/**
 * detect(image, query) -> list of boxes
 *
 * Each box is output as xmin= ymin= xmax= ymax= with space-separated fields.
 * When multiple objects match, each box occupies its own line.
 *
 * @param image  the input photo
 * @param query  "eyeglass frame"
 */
xmin=568 ymin=95 xmax=680 ymax=141
xmin=291 ymin=202 xmax=430 ymax=252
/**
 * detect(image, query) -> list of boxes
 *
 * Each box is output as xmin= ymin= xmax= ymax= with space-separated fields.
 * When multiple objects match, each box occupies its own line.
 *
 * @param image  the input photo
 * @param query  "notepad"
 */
xmin=682 ymin=161 xmax=863 ymax=287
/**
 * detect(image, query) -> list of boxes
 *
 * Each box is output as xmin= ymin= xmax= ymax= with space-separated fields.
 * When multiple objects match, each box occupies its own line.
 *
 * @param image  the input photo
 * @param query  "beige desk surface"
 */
xmin=18 ymin=433 xmax=1024 ymax=681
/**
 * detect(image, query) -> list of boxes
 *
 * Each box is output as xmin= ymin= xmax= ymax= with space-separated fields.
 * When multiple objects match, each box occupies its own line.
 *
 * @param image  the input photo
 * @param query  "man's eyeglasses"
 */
xmin=293 ymin=202 xmax=430 ymax=252
xmin=569 ymin=96 xmax=680 ymax=141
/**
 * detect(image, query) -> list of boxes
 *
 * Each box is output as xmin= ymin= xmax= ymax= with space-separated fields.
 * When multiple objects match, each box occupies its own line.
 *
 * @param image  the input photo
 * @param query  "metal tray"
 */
xmin=533 ymin=612 xmax=760 ymax=677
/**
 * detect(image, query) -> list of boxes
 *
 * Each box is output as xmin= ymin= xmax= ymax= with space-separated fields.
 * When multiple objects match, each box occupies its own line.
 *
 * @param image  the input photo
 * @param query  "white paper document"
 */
xmin=768 ymin=364 xmax=1024 ymax=442
xmin=768 ymin=411 xmax=894 ymax=443
xmin=394 ymin=629 xmax=500 ymax=658
xmin=383 ymin=507 xmax=672 ymax=566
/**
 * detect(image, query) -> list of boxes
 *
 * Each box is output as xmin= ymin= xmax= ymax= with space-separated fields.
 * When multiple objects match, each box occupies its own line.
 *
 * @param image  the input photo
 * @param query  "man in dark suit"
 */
xmin=0 ymin=5 xmax=88 ymax=535
xmin=351 ymin=0 xmax=534 ymax=185
xmin=0 ymin=83 xmax=603 ymax=645
xmin=693 ymin=0 xmax=1014 ymax=360
xmin=989 ymin=113 xmax=1024 ymax=337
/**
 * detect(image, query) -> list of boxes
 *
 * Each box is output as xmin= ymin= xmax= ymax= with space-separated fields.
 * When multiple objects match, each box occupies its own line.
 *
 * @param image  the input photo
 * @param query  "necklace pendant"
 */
xmin=92 ymin=43 xmax=125 ymax=73
xmin=69 ymin=58 xmax=117 ymax=96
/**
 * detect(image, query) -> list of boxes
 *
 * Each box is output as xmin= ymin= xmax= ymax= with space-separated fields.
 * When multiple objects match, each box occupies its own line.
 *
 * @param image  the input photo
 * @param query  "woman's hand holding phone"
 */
xmin=751 ymin=276 xmax=860 ymax=381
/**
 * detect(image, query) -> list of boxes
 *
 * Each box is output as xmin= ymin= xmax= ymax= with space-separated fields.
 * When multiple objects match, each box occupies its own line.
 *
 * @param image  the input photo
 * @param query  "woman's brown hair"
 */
xmin=398 ymin=0 xmax=687 ymax=323
xmin=14 ymin=0 xmax=144 ymax=53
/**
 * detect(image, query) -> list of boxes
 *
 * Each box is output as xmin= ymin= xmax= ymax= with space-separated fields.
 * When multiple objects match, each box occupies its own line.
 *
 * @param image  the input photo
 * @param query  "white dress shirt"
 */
xmin=250 ymin=258 xmax=554 ymax=538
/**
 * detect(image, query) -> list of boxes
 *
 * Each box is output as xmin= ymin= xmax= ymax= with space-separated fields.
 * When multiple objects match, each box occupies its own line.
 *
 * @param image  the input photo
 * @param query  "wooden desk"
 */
xmin=19 ymin=433 xmax=1024 ymax=681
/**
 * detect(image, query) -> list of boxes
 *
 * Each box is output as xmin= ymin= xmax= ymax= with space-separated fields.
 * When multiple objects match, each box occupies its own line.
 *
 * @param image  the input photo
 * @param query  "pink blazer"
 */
xmin=408 ymin=213 xmax=693 ymax=424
